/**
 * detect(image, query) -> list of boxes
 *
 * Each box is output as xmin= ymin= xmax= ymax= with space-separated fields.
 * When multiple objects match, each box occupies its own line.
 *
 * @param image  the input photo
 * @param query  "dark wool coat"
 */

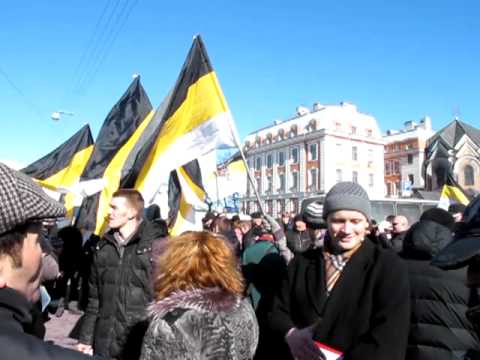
xmin=77 ymin=221 xmax=165 ymax=360
xmin=285 ymin=229 xmax=314 ymax=254
xmin=0 ymin=287 xmax=92 ymax=360
xmin=269 ymin=239 xmax=411 ymax=360
xmin=140 ymin=287 xmax=259 ymax=360
xmin=242 ymin=240 xmax=287 ymax=360
xmin=400 ymin=220 xmax=480 ymax=360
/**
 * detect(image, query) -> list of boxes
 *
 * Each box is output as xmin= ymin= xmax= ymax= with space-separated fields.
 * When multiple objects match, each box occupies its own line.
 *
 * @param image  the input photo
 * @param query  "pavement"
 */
xmin=44 ymin=310 xmax=82 ymax=349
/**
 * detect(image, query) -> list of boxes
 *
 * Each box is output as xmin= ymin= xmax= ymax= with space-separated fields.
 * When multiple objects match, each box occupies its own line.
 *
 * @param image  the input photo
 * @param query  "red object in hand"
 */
xmin=315 ymin=341 xmax=343 ymax=360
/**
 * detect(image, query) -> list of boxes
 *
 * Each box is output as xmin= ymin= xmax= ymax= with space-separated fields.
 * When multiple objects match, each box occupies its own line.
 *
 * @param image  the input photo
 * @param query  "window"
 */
xmin=407 ymin=154 xmax=413 ymax=164
xmin=266 ymin=176 xmax=273 ymax=193
xmin=267 ymin=153 xmax=273 ymax=169
xmin=352 ymin=171 xmax=358 ymax=184
xmin=352 ymin=146 xmax=358 ymax=161
xmin=266 ymin=200 xmax=273 ymax=215
xmin=351 ymin=126 xmax=357 ymax=135
xmin=277 ymin=199 xmax=285 ymax=214
xmin=256 ymin=177 xmax=262 ymax=193
xmin=335 ymin=122 xmax=342 ymax=132
xmin=291 ymin=172 xmax=299 ymax=191
xmin=336 ymin=169 xmax=343 ymax=183
xmin=290 ymin=199 xmax=299 ymax=214
xmin=394 ymin=161 xmax=400 ymax=174
xmin=308 ymin=168 xmax=318 ymax=190
xmin=369 ymin=174 xmax=374 ymax=187
xmin=385 ymin=161 xmax=391 ymax=175
xmin=278 ymin=173 xmax=286 ymax=192
xmin=255 ymin=157 xmax=262 ymax=171
xmin=291 ymin=147 xmax=299 ymax=164
xmin=366 ymin=129 xmax=373 ymax=137
xmin=309 ymin=143 xmax=318 ymax=161
xmin=408 ymin=174 xmax=414 ymax=185
xmin=277 ymin=151 xmax=285 ymax=166
xmin=465 ymin=165 xmax=475 ymax=186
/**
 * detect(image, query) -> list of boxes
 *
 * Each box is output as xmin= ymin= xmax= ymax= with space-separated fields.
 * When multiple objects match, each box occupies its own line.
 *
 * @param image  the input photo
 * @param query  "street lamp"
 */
xmin=51 ymin=111 xmax=74 ymax=121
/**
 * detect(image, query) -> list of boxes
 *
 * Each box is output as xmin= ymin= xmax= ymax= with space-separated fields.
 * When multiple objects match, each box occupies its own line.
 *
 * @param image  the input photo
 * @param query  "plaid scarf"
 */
xmin=323 ymin=242 xmax=362 ymax=295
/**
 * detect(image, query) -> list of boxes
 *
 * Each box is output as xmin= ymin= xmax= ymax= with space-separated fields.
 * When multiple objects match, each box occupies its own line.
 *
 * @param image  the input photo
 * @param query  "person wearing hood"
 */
xmin=140 ymin=231 xmax=258 ymax=360
xmin=432 ymin=194 xmax=480 ymax=359
xmin=400 ymin=208 xmax=480 ymax=359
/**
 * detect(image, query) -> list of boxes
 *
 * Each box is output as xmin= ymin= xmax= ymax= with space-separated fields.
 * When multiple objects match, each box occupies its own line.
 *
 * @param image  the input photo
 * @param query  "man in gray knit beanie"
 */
xmin=275 ymin=180 xmax=410 ymax=360
xmin=323 ymin=181 xmax=372 ymax=221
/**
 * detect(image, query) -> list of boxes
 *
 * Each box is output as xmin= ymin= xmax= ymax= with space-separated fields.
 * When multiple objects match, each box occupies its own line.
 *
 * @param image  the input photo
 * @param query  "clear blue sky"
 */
xmin=1 ymin=0 xmax=479 ymax=166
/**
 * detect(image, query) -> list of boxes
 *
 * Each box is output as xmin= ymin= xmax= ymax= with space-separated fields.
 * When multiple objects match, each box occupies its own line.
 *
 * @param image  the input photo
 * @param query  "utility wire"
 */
xmin=0 ymin=65 xmax=44 ymax=120
xmin=66 ymin=0 xmax=114 ymax=98
xmin=74 ymin=0 xmax=122 ymax=93
xmin=81 ymin=0 xmax=139 ymax=90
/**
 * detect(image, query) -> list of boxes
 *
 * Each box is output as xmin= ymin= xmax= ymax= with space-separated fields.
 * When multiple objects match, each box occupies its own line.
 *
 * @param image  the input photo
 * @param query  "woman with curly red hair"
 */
xmin=140 ymin=231 xmax=258 ymax=360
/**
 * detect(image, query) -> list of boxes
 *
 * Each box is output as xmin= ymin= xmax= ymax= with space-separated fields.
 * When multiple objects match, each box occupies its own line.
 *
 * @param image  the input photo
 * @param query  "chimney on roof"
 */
xmin=296 ymin=106 xmax=310 ymax=116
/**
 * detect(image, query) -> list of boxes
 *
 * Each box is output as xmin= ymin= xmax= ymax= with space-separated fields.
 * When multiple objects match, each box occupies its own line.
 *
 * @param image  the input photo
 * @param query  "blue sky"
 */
xmin=1 ymin=0 xmax=479 ymax=166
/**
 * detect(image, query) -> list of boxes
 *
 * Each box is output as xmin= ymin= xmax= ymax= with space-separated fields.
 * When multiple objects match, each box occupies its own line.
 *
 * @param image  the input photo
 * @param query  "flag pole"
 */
xmin=227 ymin=120 xmax=265 ymax=215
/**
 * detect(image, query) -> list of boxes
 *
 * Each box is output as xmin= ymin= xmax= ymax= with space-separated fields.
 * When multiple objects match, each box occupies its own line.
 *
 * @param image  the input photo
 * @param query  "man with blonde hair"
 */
xmin=76 ymin=189 xmax=164 ymax=360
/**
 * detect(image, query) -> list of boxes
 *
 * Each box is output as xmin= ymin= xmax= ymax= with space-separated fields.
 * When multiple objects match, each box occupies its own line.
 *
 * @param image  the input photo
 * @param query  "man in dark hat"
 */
xmin=0 ymin=163 xmax=92 ymax=359
xmin=449 ymin=203 xmax=467 ymax=223
xmin=286 ymin=201 xmax=326 ymax=255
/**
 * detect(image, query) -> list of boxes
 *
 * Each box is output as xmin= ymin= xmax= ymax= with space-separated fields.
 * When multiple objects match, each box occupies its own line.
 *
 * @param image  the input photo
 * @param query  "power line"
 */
xmin=81 ymin=0 xmax=139 ymax=90
xmin=74 ymin=0 xmax=122 ymax=93
xmin=0 ymin=65 xmax=44 ymax=120
xmin=67 ymin=0 xmax=115 ymax=97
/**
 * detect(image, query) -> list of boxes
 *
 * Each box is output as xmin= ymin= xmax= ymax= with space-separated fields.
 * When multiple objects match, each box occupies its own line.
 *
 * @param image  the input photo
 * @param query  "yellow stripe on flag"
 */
xmin=136 ymin=72 xmax=228 ymax=191
xmin=94 ymin=110 xmax=156 ymax=235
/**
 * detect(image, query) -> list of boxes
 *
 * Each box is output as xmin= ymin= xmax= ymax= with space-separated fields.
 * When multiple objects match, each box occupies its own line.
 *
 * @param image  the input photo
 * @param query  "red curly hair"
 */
xmin=154 ymin=231 xmax=244 ymax=300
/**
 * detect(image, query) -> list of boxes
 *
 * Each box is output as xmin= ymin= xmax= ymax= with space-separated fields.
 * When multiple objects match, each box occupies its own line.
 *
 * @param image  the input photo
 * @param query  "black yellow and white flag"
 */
xmin=21 ymin=124 xmax=94 ymax=218
xmin=76 ymin=76 xmax=155 ymax=234
xmin=134 ymin=35 xmax=240 ymax=204
xmin=438 ymin=173 xmax=470 ymax=210
xmin=168 ymin=159 xmax=208 ymax=236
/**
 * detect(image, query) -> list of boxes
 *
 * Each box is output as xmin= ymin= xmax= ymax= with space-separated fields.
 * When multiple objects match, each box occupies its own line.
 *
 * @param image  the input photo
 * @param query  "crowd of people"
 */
xmin=1 ymin=161 xmax=480 ymax=359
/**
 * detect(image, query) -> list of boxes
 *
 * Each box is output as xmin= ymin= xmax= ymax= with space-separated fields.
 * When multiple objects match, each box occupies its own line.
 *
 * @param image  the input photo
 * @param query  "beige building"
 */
xmin=383 ymin=117 xmax=434 ymax=197
xmin=241 ymin=102 xmax=385 ymax=216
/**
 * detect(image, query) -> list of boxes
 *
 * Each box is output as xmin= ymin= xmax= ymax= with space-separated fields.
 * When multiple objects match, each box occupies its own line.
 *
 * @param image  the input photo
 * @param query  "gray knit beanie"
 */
xmin=323 ymin=182 xmax=371 ymax=220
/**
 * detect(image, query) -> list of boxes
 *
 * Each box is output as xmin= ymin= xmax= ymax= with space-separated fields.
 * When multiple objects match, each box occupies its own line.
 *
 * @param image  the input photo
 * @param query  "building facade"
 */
xmin=424 ymin=119 xmax=480 ymax=194
xmin=241 ymin=102 xmax=385 ymax=217
xmin=383 ymin=117 xmax=434 ymax=197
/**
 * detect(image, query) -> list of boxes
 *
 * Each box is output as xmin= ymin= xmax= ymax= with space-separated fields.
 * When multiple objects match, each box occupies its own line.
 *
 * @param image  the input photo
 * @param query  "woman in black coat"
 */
xmin=400 ymin=208 xmax=480 ymax=359
xmin=269 ymin=182 xmax=411 ymax=360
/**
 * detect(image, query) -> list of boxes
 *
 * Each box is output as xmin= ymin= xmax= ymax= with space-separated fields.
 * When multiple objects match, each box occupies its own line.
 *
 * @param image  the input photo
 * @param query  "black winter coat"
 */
xmin=269 ymin=239 xmax=411 ymax=360
xmin=0 ymin=287 xmax=92 ymax=360
xmin=77 ymin=221 xmax=164 ymax=360
xmin=400 ymin=220 xmax=480 ymax=360
xmin=285 ymin=229 xmax=314 ymax=254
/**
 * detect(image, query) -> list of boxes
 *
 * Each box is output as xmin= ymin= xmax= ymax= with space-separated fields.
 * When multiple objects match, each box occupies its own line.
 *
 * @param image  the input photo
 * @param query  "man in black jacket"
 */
xmin=76 ymin=189 xmax=164 ymax=359
xmin=400 ymin=208 xmax=480 ymax=359
xmin=0 ymin=163 xmax=91 ymax=360
xmin=270 ymin=182 xmax=410 ymax=360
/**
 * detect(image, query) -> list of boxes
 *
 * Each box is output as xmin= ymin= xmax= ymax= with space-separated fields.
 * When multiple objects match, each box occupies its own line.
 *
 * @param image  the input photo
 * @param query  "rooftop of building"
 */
xmin=245 ymin=101 xmax=378 ymax=137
